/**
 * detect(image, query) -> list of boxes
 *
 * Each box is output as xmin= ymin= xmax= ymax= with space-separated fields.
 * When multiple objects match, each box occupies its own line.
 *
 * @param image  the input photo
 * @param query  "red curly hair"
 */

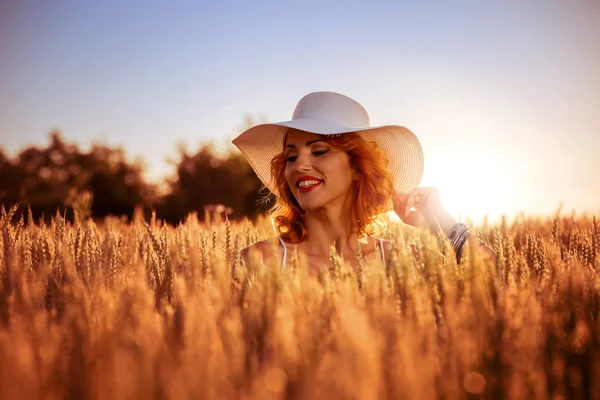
xmin=267 ymin=130 xmax=395 ymax=244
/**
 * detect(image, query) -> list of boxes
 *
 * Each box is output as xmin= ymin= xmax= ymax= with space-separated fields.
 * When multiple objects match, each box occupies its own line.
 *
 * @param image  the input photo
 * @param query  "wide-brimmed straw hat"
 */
xmin=232 ymin=91 xmax=424 ymax=212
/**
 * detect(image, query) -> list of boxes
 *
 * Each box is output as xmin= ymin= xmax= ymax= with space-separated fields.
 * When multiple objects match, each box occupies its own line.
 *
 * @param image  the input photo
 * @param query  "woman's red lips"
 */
xmin=296 ymin=176 xmax=323 ymax=193
xmin=295 ymin=176 xmax=322 ymax=186
xmin=298 ymin=181 xmax=322 ymax=193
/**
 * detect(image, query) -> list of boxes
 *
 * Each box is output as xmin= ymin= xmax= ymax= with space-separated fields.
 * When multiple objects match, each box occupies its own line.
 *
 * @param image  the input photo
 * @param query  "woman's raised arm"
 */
xmin=392 ymin=188 xmax=498 ymax=265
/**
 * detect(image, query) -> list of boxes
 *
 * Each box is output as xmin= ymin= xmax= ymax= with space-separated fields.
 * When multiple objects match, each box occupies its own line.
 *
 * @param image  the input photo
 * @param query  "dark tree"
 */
xmin=0 ymin=131 xmax=154 ymax=221
xmin=158 ymin=143 xmax=265 ymax=224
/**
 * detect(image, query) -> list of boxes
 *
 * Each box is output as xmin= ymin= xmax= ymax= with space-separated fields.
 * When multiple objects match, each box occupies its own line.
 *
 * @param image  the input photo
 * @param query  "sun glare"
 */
xmin=388 ymin=151 xmax=523 ymax=227
xmin=429 ymin=152 xmax=521 ymax=225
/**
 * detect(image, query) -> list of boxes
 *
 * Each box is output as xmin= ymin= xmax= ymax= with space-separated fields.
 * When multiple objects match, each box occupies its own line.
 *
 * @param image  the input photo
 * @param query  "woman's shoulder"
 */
xmin=378 ymin=236 xmax=446 ymax=262
xmin=376 ymin=237 xmax=392 ymax=245
xmin=374 ymin=237 xmax=415 ymax=249
xmin=240 ymin=236 xmax=285 ymax=260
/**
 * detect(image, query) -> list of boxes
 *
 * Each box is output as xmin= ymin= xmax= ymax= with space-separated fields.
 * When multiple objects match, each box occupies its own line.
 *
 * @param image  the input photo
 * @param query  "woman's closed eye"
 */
xmin=286 ymin=149 xmax=329 ymax=162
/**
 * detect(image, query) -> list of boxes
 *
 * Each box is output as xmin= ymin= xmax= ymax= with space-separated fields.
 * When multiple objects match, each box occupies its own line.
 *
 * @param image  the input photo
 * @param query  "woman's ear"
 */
xmin=352 ymin=169 xmax=361 ymax=181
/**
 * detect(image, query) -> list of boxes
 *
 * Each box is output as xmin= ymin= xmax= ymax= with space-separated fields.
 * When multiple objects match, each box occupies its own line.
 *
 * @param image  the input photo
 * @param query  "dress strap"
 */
xmin=276 ymin=236 xmax=287 ymax=269
xmin=379 ymin=238 xmax=387 ymax=268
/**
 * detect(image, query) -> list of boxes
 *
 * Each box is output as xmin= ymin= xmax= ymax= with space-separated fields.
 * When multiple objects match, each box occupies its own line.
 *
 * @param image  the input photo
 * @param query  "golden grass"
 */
xmin=0 ymin=204 xmax=599 ymax=399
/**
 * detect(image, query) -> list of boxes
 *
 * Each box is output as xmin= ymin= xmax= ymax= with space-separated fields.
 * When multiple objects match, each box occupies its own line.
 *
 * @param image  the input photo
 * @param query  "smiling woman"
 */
xmin=270 ymin=129 xmax=395 ymax=245
xmin=232 ymin=91 xmax=497 ymax=279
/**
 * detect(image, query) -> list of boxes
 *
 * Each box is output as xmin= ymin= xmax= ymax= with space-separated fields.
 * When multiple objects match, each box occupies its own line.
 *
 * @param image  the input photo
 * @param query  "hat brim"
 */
xmin=232 ymin=118 xmax=424 ymax=212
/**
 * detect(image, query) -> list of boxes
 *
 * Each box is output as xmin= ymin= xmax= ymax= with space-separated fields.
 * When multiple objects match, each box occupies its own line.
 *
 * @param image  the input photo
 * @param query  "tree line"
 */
xmin=0 ymin=131 xmax=265 ymax=223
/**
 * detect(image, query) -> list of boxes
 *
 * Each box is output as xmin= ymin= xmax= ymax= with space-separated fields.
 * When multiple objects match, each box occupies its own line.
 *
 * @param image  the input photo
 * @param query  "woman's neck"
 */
xmin=302 ymin=205 xmax=360 ymax=258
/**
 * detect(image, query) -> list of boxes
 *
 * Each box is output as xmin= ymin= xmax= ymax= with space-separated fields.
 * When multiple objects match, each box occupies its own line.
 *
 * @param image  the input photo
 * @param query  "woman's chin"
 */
xmin=298 ymin=204 xmax=318 ymax=211
xmin=297 ymin=200 xmax=324 ymax=211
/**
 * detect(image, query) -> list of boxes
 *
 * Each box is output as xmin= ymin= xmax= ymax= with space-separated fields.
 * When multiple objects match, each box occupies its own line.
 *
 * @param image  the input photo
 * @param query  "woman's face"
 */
xmin=283 ymin=129 xmax=357 ymax=211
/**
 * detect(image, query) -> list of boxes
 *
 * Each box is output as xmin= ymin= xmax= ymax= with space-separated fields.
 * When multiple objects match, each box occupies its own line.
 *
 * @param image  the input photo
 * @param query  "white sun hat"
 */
xmin=232 ymin=91 xmax=424 ymax=211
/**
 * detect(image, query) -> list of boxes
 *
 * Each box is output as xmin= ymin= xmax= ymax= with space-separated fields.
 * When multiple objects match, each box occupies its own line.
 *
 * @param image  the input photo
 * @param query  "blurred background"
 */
xmin=1 ymin=0 xmax=598 ymax=224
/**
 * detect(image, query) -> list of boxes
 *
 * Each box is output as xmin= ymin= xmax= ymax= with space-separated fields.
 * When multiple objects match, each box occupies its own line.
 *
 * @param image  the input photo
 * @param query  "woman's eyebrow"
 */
xmin=285 ymin=139 xmax=325 ymax=149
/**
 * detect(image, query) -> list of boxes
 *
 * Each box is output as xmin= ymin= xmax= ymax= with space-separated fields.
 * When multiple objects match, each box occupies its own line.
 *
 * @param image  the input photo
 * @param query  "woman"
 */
xmin=233 ymin=91 xmax=496 ymax=277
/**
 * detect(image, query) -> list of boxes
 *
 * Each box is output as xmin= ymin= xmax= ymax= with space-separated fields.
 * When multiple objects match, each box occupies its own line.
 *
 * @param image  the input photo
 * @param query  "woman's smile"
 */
xmin=297 ymin=180 xmax=322 ymax=193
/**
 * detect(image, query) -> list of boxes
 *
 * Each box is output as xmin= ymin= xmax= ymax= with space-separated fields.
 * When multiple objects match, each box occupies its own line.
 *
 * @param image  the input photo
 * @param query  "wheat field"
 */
xmin=0 ymin=204 xmax=598 ymax=399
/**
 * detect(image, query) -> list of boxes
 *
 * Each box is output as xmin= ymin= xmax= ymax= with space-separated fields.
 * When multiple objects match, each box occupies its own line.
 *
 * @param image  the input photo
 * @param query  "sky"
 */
xmin=1 ymin=0 xmax=599 ymax=223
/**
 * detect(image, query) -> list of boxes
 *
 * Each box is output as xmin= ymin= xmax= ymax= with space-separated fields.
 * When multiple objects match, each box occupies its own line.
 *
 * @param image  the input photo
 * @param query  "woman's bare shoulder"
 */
xmin=240 ymin=237 xmax=283 ymax=259
xmin=379 ymin=237 xmax=446 ymax=262
xmin=377 ymin=238 xmax=424 ymax=261
xmin=376 ymin=237 xmax=416 ymax=249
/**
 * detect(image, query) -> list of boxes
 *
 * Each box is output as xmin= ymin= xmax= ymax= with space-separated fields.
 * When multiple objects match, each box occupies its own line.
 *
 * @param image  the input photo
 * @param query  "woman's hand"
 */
xmin=392 ymin=187 xmax=457 ymax=235
xmin=393 ymin=188 xmax=498 ymax=264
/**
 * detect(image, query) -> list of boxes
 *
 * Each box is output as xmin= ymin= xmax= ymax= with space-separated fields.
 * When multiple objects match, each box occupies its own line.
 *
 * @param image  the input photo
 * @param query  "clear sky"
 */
xmin=1 ymin=0 xmax=599 ymax=223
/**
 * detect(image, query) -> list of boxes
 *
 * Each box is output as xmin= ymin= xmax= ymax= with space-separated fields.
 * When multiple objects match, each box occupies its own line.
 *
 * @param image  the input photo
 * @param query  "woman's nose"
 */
xmin=293 ymin=151 xmax=312 ymax=171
